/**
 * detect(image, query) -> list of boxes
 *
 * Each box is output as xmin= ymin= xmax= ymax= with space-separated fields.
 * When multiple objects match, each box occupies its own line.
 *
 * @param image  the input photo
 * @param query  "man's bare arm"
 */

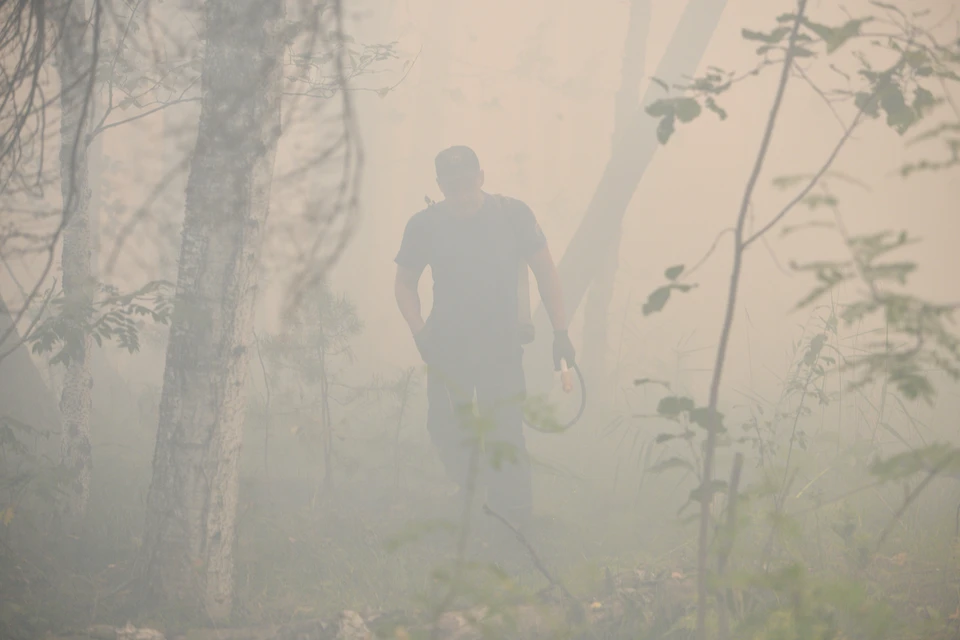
xmin=395 ymin=264 xmax=426 ymax=335
xmin=527 ymin=244 xmax=567 ymax=332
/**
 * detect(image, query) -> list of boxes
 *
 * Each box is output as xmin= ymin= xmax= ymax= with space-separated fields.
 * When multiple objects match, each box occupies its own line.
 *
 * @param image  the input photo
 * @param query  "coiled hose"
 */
xmin=522 ymin=361 xmax=586 ymax=433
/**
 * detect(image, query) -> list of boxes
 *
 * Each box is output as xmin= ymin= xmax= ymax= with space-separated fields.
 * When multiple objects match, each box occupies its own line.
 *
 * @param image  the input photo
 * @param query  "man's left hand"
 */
xmin=553 ymin=330 xmax=576 ymax=371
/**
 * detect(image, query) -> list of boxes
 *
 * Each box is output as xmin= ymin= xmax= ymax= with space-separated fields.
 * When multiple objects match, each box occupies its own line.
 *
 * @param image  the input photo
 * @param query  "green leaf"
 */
xmin=656 ymin=112 xmax=676 ymax=144
xmin=771 ymin=174 xmax=810 ymax=189
xmin=788 ymin=46 xmax=816 ymax=58
xmin=664 ymin=264 xmax=685 ymax=281
xmin=890 ymin=369 xmax=935 ymax=401
xmin=650 ymin=76 xmax=669 ymax=92
xmin=869 ymin=444 xmax=960 ymax=480
xmin=672 ymin=97 xmax=702 ymax=123
xmin=937 ymin=68 xmax=960 ymax=83
xmin=878 ymin=81 xmax=917 ymax=134
xmin=741 ymin=27 xmax=790 ymax=44
xmin=657 ymin=396 xmax=695 ymax=417
xmin=634 ymin=377 xmax=671 ymax=390
xmin=704 ymin=96 xmax=727 ymax=120
xmin=642 ymin=285 xmax=672 ymax=315
xmin=655 ymin=433 xmax=677 ymax=444
xmin=642 ymin=282 xmax=697 ymax=315
xmin=823 ymin=19 xmax=869 ymax=54
xmin=904 ymin=49 xmax=930 ymax=70
xmin=645 ymin=99 xmax=674 ymax=118
xmin=912 ymin=86 xmax=936 ymax=116
xmin=855 ymin=91 xmax=881 ymax=117
xmin=800 ymin=193 xmax=838 ymax=209
xmin=645 ymin=99 xmax=688 ymax=144
xmin=689 ymin=407 xmax=725 ymax=432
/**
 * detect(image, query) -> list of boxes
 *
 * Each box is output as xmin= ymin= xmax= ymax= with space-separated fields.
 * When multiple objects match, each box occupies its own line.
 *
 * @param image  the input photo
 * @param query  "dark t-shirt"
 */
xmin=395 ymin=192 xmax=546 ymax=354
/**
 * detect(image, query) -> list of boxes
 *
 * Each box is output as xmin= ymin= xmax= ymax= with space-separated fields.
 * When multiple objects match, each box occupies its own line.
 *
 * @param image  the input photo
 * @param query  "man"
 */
xmin=394 ymin=145 xmax=575 ymax=528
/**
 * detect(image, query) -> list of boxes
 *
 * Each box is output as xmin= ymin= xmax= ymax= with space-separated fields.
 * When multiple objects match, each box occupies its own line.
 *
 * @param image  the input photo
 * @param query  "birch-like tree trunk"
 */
xmin=139 ymin=0 xmax=284 ymax=621
xmin=52 ymin=0 xmax=97 ymax=529
xmin=524 ymin=0 xmax=729 ymax=395
xmin=580 ymin=0 xmax=651 ymax=395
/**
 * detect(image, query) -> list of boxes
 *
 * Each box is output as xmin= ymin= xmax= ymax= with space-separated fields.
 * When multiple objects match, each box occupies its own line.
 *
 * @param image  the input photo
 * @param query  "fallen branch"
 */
xmin=481 ymin=504 xmax=577 ymax=608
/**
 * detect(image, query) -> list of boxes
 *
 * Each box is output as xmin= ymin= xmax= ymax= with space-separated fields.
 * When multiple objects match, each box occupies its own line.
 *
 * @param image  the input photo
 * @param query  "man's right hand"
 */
xmin=553 ymin=329 xmax=576 ymax=372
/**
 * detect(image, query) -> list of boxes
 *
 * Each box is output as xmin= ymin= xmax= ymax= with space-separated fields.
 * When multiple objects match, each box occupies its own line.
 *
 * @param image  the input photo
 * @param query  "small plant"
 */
xmin=258 ymin=279 xmax=363 ymax=498
xmin=636 ymin=1 xmax=960 ymax=637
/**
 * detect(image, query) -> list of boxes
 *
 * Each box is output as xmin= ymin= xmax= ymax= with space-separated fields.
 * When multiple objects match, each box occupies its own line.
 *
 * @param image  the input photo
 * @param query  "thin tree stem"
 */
xmin=717 ymin=452 xmax=744 ymax=640
xmin=696 ymin=3 xmax=807 ymax=638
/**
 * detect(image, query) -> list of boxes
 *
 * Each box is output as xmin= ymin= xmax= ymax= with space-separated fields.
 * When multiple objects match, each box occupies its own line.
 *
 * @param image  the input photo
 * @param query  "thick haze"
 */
xmin=328 ymin=0 xmax=960 ymax=483
xmin=3 ymin=0 xmax=959 ymax=495
xmin=334 ymin=0 xmax=960 ymax=375
xmin=3 ymin=1 xmax=960 ymax=636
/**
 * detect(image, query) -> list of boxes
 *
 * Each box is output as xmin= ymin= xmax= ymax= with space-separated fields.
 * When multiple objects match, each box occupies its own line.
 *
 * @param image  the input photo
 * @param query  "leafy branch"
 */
xmin=27 ymin=279 xmax=174 ymax=366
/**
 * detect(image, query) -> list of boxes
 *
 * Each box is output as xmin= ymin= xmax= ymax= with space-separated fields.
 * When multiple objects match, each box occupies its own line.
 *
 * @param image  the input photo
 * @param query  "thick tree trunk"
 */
xmin=159 ymin=0 xmax=203 ymax=283
xmin=580 ymin=0 xmax=651 ymax=396
xmin=525 ymin=0 xmax=729 ymax=394
xmin=139 ymin=0 xmax=284 ymax=621
xmin=52 ymin=0 xmax=96 ymax=528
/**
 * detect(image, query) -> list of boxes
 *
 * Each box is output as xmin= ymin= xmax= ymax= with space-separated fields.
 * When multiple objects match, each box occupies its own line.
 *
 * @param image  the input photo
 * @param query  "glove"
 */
xmin=552 ymin=330 xmax=576 ymax=372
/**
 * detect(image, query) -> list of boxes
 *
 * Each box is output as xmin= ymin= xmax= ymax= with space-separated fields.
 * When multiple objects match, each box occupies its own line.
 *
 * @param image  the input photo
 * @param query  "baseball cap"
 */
xmin=435 ymin=145 xmax=480 ymax=181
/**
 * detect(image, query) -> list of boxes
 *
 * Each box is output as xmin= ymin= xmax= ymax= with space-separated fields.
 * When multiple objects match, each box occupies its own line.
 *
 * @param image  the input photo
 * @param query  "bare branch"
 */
xmin=742 ymin=108 xmax=865 ymax=249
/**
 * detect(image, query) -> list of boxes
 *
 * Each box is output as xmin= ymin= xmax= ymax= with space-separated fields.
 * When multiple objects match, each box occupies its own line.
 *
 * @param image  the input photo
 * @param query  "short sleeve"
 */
xmin=511 ymin=200 xmax=547 ymax=258
xmin=395 ymin=214 xmax=429 ymax=271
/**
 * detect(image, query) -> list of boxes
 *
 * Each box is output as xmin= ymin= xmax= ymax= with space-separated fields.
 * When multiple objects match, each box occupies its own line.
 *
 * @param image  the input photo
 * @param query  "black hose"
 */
xmin=522 ymin=362 xmax=586 ymax=433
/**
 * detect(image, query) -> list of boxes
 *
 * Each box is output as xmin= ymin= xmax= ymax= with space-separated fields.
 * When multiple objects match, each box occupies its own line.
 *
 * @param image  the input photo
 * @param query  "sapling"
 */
xmin=638 ymin=1 xmax=960 ymax=636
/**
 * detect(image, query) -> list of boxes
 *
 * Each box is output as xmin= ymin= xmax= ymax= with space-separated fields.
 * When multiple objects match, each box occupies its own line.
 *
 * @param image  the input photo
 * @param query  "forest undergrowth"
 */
xmin=2 ymin=298 xmax=960 ymax=640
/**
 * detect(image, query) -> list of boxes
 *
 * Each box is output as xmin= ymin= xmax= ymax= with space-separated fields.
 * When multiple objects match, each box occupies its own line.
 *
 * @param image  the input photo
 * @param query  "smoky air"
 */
xmin=1 ymin=1 xmax=958 ymax=639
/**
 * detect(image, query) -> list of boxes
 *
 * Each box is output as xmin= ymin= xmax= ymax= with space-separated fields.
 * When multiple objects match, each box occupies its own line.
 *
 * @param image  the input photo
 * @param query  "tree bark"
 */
xmin=139 ymin=0 xmax=284 ymax=621
xmin=524 ymin=0 xmax=729 ymax=394
xmin=159 ymin=0 xmax=203 ymax=283
xmin=580 ymin=0 xmax=651 ymax=396
xmin=52 ymin=0 xmax=97 ymax=529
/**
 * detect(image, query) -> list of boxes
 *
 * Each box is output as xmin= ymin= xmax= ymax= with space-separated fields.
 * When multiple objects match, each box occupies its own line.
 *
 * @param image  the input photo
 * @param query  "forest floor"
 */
xmin=3 ymin=440 xmax=960 ymax=639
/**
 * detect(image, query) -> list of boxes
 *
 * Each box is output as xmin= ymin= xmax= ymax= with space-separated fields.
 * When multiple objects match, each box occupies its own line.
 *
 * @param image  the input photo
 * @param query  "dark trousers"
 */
xmin=425 ymin=345 xmax=532 ymax=526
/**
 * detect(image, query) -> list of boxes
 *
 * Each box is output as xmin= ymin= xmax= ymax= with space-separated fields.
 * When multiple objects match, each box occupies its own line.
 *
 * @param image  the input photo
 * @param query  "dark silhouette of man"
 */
xmin=394 ymin=145 xmax=575 ymax=528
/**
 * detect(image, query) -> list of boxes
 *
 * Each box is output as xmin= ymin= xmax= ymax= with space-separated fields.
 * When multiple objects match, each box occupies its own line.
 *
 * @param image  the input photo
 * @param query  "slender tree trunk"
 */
xmin=139 ymin=0 xmax=284 ymax=621
xmin=52 ymin=0 xmax=98 ymax=529
xmin=525 ymin=0 xmax=729 ymax=394
xmin=696 ymin=8 xmax=806 ymax=637
xmin=581 ymin=0 xmax=651 ymax=395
